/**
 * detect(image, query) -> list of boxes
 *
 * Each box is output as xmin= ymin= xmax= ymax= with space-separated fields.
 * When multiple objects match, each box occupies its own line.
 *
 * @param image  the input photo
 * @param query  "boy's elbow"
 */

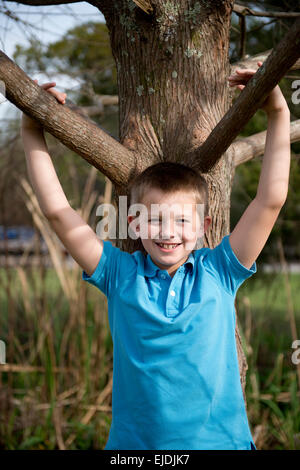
xmin=270 ymin=191 xmax=288 ymax=209
xmin=255 ymin=194 xmax=287 ymax=210
xmin=43 ymin=206 xmax=71 ymax=221
xmin=276 ymin=195 xmax=287 ymax=209
xmin=44 ymin=211 xmax=59 ymax=221
xmin=256 ymin=182 xmax=289 ymax=209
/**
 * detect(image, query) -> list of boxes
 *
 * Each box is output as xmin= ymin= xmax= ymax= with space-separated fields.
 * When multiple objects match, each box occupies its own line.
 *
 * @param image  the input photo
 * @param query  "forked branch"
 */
xmin=0 ymin=50 xmax=138 ymax=189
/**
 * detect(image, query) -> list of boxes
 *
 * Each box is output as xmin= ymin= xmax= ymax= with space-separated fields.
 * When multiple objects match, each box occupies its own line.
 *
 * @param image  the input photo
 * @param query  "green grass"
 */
xmin=237 ymin=270 xmax=300 ymax=371
xmin=236 ymin=270 xmax=300 ymax=450
xmin=238 ymin=270 xmax=300 ymax=314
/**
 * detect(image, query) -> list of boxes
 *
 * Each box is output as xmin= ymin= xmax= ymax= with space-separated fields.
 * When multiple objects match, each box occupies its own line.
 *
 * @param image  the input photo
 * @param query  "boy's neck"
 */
xmin=149 ymin=252 xmax=194 ymax=277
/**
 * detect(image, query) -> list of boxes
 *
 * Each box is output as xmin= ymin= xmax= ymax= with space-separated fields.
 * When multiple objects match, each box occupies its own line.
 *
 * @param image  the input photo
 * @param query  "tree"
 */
xmin=1 ymin=0 xmax=300 ymax=403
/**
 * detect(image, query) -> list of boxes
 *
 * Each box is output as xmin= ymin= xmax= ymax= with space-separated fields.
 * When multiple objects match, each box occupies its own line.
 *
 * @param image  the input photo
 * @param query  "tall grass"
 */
xmin=0 ymin=169 xmax=113 ymax=449
xmin=236 ymin=269 xmax=300 ymax=450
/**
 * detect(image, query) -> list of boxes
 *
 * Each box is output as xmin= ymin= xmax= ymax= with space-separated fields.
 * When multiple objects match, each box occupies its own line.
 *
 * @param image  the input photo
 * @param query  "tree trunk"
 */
xmin=99 ymin=0 xmax=248 ymax=395
xmin=103 ymin=0 xmax=233 ymax=243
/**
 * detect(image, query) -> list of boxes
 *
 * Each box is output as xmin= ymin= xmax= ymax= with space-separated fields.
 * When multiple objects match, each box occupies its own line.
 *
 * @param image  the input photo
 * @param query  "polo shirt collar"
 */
xmin=144 ymin=251 xmax=195 ymax=278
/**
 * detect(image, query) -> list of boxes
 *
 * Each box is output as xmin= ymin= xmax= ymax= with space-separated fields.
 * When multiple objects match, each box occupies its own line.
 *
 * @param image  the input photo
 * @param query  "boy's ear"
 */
xmin=127 ymin=215 xmax=138 ymax=227
xmin=127 ymin=215 xmax=141 ymax=239
xmin=203 ymin=216 xmax=212 ymax=234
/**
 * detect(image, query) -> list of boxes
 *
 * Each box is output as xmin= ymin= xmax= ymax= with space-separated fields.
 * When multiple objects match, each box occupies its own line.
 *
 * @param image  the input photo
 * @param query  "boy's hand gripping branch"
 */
xmin=228 ymin=61 xmax=288 ymax=115
xmin=21 ymin=80 xmax=66 ymax=130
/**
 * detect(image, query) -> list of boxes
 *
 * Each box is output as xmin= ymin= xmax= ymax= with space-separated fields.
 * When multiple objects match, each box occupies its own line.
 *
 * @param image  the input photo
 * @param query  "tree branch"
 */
xmin=0 ymin=50 xmax=137 ymax=189
xmin=189 ymin=16 xmax=300 ymax=173
xmin=71 ymin=95 xmax=118 ymax=117
xmin=232 ymin=119 xmax=300 ymax=167
xmin=81 ymin=100 xmax=118 ymax=118
xmin=3 ymin=1 xmax=117 ymax=28
xmin=231 ymin=49 xmax=300 ymax=72
xmin=3 ymin=0 xmax=82 ymax=5
xmin=238 ymin=13 xmax=247 ymax=60
xmin=3 ymin=0 xmax=114 ymax=16
xmin=233 ymin=2 xmax=300 ymax=19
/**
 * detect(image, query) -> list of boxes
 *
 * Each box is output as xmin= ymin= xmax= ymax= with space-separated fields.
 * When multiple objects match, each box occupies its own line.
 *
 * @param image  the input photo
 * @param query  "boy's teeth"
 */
xmin=158 ymin=243 xmax=178 ymax=249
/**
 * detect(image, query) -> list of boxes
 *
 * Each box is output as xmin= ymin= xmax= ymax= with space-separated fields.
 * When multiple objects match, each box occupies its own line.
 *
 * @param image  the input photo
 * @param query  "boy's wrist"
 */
xmin=21 ymin=113 xmax=43 ymax=132
xmin=262 ymin=86 xmax=289 ymax=116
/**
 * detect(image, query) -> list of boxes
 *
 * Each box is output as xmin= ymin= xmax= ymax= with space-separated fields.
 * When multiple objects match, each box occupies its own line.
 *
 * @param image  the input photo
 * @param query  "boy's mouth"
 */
xmin=154 ymin=242 xmax=182 ymax=252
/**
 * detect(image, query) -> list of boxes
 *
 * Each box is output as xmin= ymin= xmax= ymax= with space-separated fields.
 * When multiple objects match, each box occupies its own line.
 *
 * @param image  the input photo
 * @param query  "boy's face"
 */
xmin=127 ymin=188 xmax=211 ymax=276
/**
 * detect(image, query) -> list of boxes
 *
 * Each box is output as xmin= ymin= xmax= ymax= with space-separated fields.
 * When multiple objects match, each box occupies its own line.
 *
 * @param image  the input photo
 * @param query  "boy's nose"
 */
xmin=159 ymin=222 xmax=176 ymax=240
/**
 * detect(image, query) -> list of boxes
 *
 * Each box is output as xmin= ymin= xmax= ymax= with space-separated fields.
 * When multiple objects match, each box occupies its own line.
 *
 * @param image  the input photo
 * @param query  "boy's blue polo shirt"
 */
xmin=82 ymin=234 xmax=257 ymax=450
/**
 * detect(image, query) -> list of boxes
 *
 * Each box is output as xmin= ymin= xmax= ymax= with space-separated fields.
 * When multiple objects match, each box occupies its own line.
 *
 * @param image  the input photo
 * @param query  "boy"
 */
xmin=21 ymin=63 xmax=290 ymax=450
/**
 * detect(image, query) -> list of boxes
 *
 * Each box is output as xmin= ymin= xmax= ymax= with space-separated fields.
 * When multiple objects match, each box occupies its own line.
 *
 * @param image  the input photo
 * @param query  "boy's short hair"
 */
xmin=128 ymin=161 xmax=209 ymax=216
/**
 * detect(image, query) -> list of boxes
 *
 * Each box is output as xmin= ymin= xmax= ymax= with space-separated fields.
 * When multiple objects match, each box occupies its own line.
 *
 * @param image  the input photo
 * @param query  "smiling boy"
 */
xmin=21 ymin=62 xmax=290 ymax=449
xmin=91 ymin=161 xmax=256 ymax=450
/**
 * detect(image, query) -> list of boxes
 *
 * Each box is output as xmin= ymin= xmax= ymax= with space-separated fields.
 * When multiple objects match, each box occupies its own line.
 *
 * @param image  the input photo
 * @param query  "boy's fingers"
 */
xmin=228 ymin=70 xmax=256 ymax=81
xmin=236 ymin=69 xmax=256 ymax=75
xmin=32 ymin=79 xmax=66 ymax=104
xmin=40 ymin=82 xmax=56 ymax=89
xmin=228 ymin=77 xmax=249 ymax=84
xmin=228 ymin=63 xmax=263 ymax=87
xmin=47 ymin=89 xmax=67 ymax=104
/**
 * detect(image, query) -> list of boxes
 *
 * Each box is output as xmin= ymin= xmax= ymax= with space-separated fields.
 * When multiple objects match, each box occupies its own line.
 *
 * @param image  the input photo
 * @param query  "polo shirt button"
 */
xmin=160 ymin=273 xmax=166 ymax=279
xmin=170 ymin=290 xmax=176 ymax=296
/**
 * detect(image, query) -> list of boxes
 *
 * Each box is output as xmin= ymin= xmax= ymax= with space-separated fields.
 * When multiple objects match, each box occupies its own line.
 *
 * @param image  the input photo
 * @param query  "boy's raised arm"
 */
xmin=228 ymin=63 xmax=291 ymax=270
xmin=21 ymin=82 xmax=103 ymax=277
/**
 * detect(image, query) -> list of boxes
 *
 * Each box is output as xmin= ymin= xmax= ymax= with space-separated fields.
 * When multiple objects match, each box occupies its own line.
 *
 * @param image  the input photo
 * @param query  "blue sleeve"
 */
xmin=201 ymin=234 xmax=257 ymax=296
xmin=82 ymin=240 xmax=133 ymax=298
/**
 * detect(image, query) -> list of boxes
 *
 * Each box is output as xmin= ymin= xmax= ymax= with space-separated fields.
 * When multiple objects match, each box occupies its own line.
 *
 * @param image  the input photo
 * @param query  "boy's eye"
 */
xmin=148 ymin=218 xmax=191 ymax=223
xmin=177 ymin=219 xmax=190 ymax=223
xmin=148 ymin=218 xmax=160 ymax=223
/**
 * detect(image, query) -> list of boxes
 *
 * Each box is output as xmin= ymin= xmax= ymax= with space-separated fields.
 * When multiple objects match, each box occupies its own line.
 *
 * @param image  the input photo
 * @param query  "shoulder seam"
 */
xmin=199 ymin=244 xmax=235 ymax=297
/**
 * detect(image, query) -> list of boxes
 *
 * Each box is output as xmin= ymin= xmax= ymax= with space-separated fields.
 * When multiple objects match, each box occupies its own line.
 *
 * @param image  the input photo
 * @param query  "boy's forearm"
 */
xmin=22 ymin=126 xmax=70 ymax=218
xmin=256 ymin=105 xmax=290 ymax=208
